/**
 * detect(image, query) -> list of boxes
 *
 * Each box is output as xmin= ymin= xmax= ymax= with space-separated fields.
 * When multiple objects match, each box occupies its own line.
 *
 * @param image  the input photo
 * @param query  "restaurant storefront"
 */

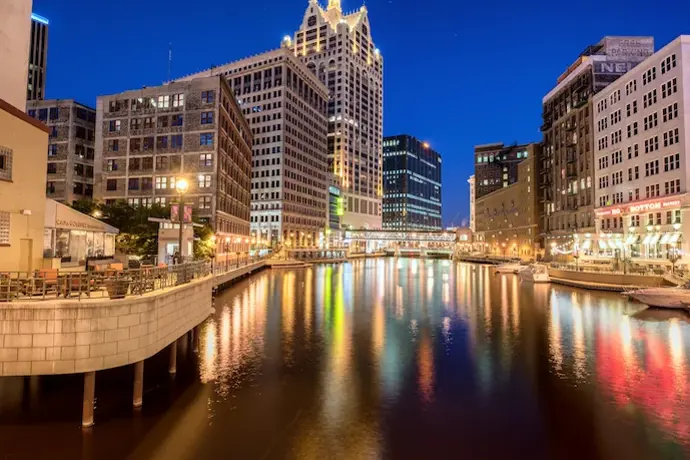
xmin=43 ymin=200 xmax=118 ymax=265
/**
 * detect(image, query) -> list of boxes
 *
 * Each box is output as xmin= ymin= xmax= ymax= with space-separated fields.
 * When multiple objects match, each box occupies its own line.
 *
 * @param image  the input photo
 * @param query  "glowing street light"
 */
xmin=175 ymin=178 xmax=189 ymax=264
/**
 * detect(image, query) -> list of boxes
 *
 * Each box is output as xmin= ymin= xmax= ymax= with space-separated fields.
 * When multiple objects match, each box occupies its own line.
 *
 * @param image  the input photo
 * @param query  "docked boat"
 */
xmin=518 ymin=264 xmax=550 ymax=283
xmin=494 ymin=262 xmax=524 ymax=274
xmin=625 ymin=283 xmax=690 ymax=310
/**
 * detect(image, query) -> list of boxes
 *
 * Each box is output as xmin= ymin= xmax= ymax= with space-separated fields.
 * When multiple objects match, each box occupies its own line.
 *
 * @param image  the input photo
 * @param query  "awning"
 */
xmin=625 ymin=234 xmax=639 ymax=245
xmin=642 ymin=234 xmax=652 ymax=245
xmin=670 ymin=232 xmax=682 ymax=243
xmin=598 ymin=240 xmax=607 ymax=250
xmin=660 ymin=233 xmax=671 ymax=244
xmin=582 ymin=240 xmax=592 ymax=249
xmin=649 ymin=233 xmax=662 ymax=245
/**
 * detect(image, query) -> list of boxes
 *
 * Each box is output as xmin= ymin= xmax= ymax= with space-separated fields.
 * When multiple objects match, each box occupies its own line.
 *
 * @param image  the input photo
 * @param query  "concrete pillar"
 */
xmin=133 ymin=361 xmax=144 ymax=408
xmin=169 ymin=340 xmax=177 ymax=375
xmin=82 ymin=371 xmax=96 ymax=428
xmin=193 ymin=326 xmax=200 ymax=353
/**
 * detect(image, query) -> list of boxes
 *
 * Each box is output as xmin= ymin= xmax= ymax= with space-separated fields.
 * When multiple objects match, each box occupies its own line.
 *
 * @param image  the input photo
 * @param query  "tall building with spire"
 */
xmin=285 ymin=0 xmax=383 ymax=229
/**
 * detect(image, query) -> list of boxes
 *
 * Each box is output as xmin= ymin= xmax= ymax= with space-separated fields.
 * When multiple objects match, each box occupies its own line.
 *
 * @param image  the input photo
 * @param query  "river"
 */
xmin=0 ymin=258 xmax=689 ymax=459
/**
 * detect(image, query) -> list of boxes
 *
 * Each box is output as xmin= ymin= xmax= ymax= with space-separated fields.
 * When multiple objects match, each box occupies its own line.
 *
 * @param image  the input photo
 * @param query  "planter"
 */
xmin=106 ymin=279 xmax=131 ymax=299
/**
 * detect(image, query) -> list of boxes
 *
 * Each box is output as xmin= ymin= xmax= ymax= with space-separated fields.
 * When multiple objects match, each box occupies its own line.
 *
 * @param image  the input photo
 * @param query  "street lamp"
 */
xmin=175 ymin=178 xmax=189 ymax=264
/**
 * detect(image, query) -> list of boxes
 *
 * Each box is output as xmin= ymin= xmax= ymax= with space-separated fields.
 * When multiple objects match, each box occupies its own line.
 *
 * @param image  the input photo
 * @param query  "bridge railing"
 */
xmin=0 ymin=256 xmax=266 ymax=303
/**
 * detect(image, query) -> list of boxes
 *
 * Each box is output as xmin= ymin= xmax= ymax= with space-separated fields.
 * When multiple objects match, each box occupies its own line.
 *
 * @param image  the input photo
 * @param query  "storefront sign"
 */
xmin=55 ymin=219 xmax=104 ymax=231
xmin=629 ymin=200 xmax=681 ymax=213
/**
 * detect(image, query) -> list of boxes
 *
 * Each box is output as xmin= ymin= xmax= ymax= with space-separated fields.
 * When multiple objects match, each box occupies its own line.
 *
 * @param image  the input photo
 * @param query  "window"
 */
xmin=171 ymin=134 xmax=183 ymax=148
xmin=642 ymin=67 xmax=656 ymax=85
xmin=611 ymin=130 xmax=622 ymax=145
xmin=171 ymin=93 xmax=184 ymax=108
xmin=106 ymin=159 xmax=117 ymax=171
xmin=599 ymin=175 xmax=609 ymax=189
xmin=0 ymin=211 xmax=10 ymax=245
xmin=48 ymin=144 xmax=57 ymax=157
xmin=661 ymin=54 xmax=677 ymax=74
xmin=155 ymin=177 xmax=168 ymax=189
xmin=644 ymin=136 xmax=659 ymax=154
xmin=154 ymin=197 xmax=167 ymax=206
xmin=109 ymin=120 xmax=121 ymax=132
xmin=645 ymin=159 xmax=659 ymax=176
xmin=143 ymin=137 xmax=154 ymax=150
xmin=645 ymin=184 xmax=660 ymax=198
xmin=199 ymin=196 xmax=212 ymax=209
xmin=0 ymin=146 xmax=11 ymax=181
xmin=612 ymin=171 xmax=623 ymax=185
xmin=157 ymin=136 xmax=168 ymax=149
xmin=158 ymin=116 xmax=169 ymax=128
xmin=201 ymin=112 xmax=214 ymax=124
xmin=661 ymin=78 xmax=678 ymax=98
xmin=201 ymin=91 xmax=215 ymax=103
xmin=610 ymin=109 xmax=621 ymax=125
xmin=198 ymin=174 xmax=212 ymax=188
xmin=625 ymin=79 xmax=637 ymax=95
xmin=643 ymin=89 xmax=657 ymax=108
xmin=156 ymin=95 xmax=170 ymax=108
xmin=171 ymin=114 xmax=183 ymax=126
xmin=47 ymin=163 xmax=56 ymax=174
xmin=128 ymin=178 xmax=140 ymax=190
xmin=627 ymin=122 xmax=638 ymax=138
xmin=628 ymin=166 xmax=639 ymax=181
xmin=663 ymin=128 xmax=680 ymax=147
xmin=199 ymin=153 xmax=212 ymax=167
xmin=643 ymin=113 xmax=658 ymax=130
xmin=662 ymin=103 xmax=678 ymax=122
xmin=611 ymin=150 xmax=622 ymax=165
xmin=665 ymin=179 xmax=681 ymax=195
xmin=627 ymin=144 xmax=639 ymax=159
xmin=664 ymin=153 xmax=681 ymax=171
xmin=143 ymin=117 xmax=155 ymax=129
xmin=598 ymin=156 xmax=609 ymax=170
xmin=200 ymin=133 xmax=214 ymax=146
xmin=130 ymin=118 xmax=141 ymax=130
xmin=106 ymin=179 xmax=117 ymax=191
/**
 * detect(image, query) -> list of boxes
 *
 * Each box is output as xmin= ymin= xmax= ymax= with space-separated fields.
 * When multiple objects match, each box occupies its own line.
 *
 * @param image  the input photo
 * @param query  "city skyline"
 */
xmin=32 ymin=0 xmax=690 ymax=226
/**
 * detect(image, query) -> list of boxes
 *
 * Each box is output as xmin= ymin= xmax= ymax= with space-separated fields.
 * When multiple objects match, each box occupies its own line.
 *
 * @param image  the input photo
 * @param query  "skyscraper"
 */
xmin=382 ymin=135 xmax=442 ymax=231
xmin=174 ymin=47 xmax=330 ymax=248
xmin=27 ymin=12 xmax=48 ymax=102
xmin=0 ymin=0 xmax=32 ymax=109
xmin=288 ymin=0 xmax=383 ymax=230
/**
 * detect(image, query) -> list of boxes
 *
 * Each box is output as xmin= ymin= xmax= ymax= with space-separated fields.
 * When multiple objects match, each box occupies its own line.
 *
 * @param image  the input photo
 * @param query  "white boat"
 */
xmin=494 ymin=262 xmax=524 ymax=274
xmin=518 ymin=264 xmax=550 ymax=283
xmin=625 ymin=284 xmax=690 ymax=310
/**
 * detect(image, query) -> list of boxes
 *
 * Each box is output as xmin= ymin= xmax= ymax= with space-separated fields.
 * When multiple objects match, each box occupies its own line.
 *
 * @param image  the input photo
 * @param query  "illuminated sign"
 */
xmin=629 ymin=200 xmax=681 ymax=213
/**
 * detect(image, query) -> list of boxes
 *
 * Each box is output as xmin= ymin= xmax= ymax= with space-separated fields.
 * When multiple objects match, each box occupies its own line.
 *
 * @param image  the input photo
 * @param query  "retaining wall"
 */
xmin=548 ymin=268 xmax=671 ymax=287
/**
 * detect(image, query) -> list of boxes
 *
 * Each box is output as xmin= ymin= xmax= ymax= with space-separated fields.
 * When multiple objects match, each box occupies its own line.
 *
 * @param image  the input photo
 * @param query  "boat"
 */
xmin=518 ymin=264 xmax=550 ymax=283
xmin=625 ymin=282 xmax=690 ymax=310
xmin=494 ymin=262 xmax=524 ymax=274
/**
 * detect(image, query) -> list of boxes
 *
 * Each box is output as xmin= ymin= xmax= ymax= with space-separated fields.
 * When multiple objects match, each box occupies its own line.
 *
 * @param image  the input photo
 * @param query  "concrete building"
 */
xmin=541 ymin=36 xmax=654 ymax=255
xmin=382 ymin=134 xmax=442 ymax=231
xmin=474 ymin=144 xmax=541 ymax=260
xmin=174 ymin=48 xmax=329 ymax=248
xmin=95 ymin=76 xmax=252 ymax=254
xmin=468 ymin=175 xmax=476 ymax=232
xmin=590 ymin=36 xmax=690 ymax=270
xmin=474 ymin=143 xmax=534 ymax=199
xmin=287 ymin=0 xmax=383 ymax=229
xmin=27 ymin=12 xmax=48 ymax=102
xmin=0 ymin=0 xmax=32 ymax=109
xmin=0 ymin=98 xmax=49 ymax=272
xmin=27 ymin=100 xmax=96 ymax=204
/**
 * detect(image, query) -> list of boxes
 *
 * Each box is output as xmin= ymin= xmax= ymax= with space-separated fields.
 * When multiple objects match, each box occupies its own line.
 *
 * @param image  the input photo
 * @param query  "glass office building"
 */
xmin=382 ymin=135 xmax=442 ymax=230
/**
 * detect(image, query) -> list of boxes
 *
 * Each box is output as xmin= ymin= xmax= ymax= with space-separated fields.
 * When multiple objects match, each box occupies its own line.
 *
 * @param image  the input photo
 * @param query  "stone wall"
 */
xmin=548 ymin=268 xmax=671 ymax=287
xmin=0 ymin=278 xmax=213 ymax=376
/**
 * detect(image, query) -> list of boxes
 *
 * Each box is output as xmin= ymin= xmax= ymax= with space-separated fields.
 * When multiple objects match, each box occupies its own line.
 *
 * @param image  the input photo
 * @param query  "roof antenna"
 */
xmin=167 ymin=42 xmax=172 ymax=82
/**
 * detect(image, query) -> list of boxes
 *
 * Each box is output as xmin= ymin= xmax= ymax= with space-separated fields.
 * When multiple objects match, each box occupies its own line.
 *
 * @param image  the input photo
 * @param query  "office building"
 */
xmin=0 ymin=0 xmax=32 ymax=109
xmin=27 ymin=12 xmax=48 ymax=101
xmin=474 ymin=143 xmax=534 ymax=199
xmin=590 ymin=36 xmax=690 ymax=269
xmin=541 ymin=36 xmax=654 ymax=255
xmin=27 ymin=99 xmax=96 ymax=204
xmin=95 ymin=76 xmax=252 ymax=254
xmin=288 ymin=0 xmax=383 ymax=229
xmin=174 ymin=47 xmax=329 ymax=248
xmin=474 ymin=143 xmax=541 ymax=259
xmin=382 ymin=135 xmax=442 ymax=231
xmin=468 ymin=175 xmax=476 ymax=232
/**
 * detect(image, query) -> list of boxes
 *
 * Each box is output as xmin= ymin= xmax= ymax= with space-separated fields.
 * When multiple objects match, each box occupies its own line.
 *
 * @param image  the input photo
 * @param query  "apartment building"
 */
xmin=95 ymin=76 xmax=252 ymax=253
xmin=541 ymin=36 xmax=654 ymax=257
xmin=474 ymin=142 xmax=534 ymax=199
xmin=288 ymin=0 xmax=384 ymax=229
xmin=174 ymin=47 xmax=329 ymax=248
xmin=592 ymin=36 xmax=690 ymax=269
xmin=27 ymin=99 xmax=96 ymax=203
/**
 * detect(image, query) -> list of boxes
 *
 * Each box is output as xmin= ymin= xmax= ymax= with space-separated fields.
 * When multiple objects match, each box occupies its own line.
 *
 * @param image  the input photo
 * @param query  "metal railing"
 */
xmin=548 ymin=262 xmax=686 ymax=278
xmin=0 ymin=256 xmax=267 ymax=303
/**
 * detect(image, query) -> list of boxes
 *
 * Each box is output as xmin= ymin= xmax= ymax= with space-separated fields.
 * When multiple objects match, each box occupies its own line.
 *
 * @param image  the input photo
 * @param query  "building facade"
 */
xmin=541 ymin=36 xmax=654 ymax=256
xmin=175 ymin=48 xmax=329 ymax=248
xmin=288 ymin=0 xmax=383 ymax=229
xmin=27 ymin=99 xmax=96 ymax=204
xmin=474 ymin=144 xmax=541 ymax=259
xmin=27 ymin=12 xmax=48 ymax=102
xmin=591 ymin=36 xmax=690 ymax=269
xmin=468 ymin=175 xmax=475 ymax=232
xmin=0 ymin=0 xmax=32 ymax=109
xmin=474 ymin=143 xmax=534 ymax=199
xmin=0 ymin=98 xmax=50 ymax=272
xmin=95 ymin=76 xmax=252 ymax=253
xmin=382 ymin=134 xmax=442 ymax=231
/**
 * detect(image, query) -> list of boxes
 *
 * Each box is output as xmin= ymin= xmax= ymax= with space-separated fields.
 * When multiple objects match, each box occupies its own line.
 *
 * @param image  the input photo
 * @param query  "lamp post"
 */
xmin=175 ymin=178 xmax=189 ymax=265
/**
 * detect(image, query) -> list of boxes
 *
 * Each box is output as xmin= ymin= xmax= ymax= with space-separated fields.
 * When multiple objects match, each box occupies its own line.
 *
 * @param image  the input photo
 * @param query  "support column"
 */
xmin=82 ymin=371 xmax=96 ymax=428
xmin=193 ymin=326 xmax=200 ymax=353
xmin=169 ymin=340 xmax=177 ymax=375
xmin=133 ymin=361 xmax=144 ymax=408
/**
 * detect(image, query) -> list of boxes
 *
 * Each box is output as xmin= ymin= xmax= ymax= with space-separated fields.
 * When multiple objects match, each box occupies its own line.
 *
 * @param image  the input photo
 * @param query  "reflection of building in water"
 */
xmin=417 ymin=329 xmax=434 ymax=403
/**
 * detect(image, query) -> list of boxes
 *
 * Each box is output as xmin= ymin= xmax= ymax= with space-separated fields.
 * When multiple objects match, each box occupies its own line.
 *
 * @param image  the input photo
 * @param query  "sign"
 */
xmin=594 ymin=61 xmax=636 ymax=75
xmin=629 ymin=200 xmax=681 ymax=214
xmin=170 ymin=205 xmax=193 ymax=223
xmin=604 ymin=37 xmax=654 ymax=61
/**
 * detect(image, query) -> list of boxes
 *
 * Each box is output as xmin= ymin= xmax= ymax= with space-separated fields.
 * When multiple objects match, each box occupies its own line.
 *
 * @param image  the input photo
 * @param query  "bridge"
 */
xmin=344 ymin=230 xmax=459 ymax=257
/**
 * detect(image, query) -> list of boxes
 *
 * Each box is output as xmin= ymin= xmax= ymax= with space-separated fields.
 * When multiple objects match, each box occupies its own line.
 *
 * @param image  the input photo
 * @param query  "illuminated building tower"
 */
xmin=27 ymin=12 xmax=49 ymax=101
xmin=287 ymin=0 xmax=383 ymax=229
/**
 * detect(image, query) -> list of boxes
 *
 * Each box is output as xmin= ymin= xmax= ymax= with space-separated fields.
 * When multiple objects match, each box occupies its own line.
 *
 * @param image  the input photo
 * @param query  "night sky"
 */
xmin=34 ymin=0 xmax=690 ymax=226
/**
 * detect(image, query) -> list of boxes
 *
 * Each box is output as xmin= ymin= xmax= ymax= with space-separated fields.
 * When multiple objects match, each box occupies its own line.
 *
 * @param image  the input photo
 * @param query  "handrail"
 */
xmin=0 ymin=256 xmax=267 ymax=302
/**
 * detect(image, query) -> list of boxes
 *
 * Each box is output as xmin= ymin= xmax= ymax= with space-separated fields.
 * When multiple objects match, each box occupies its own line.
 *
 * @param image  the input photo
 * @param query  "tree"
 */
xmin=194 ymin=224 xmax=215 ymax=260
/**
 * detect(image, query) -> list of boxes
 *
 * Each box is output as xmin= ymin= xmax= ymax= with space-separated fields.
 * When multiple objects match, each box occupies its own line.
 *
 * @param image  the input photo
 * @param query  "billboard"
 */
xmin=170 ymin=205 xmax=193 ymax=223
xmin=604 ymin=37 xmax=654 ymax=61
